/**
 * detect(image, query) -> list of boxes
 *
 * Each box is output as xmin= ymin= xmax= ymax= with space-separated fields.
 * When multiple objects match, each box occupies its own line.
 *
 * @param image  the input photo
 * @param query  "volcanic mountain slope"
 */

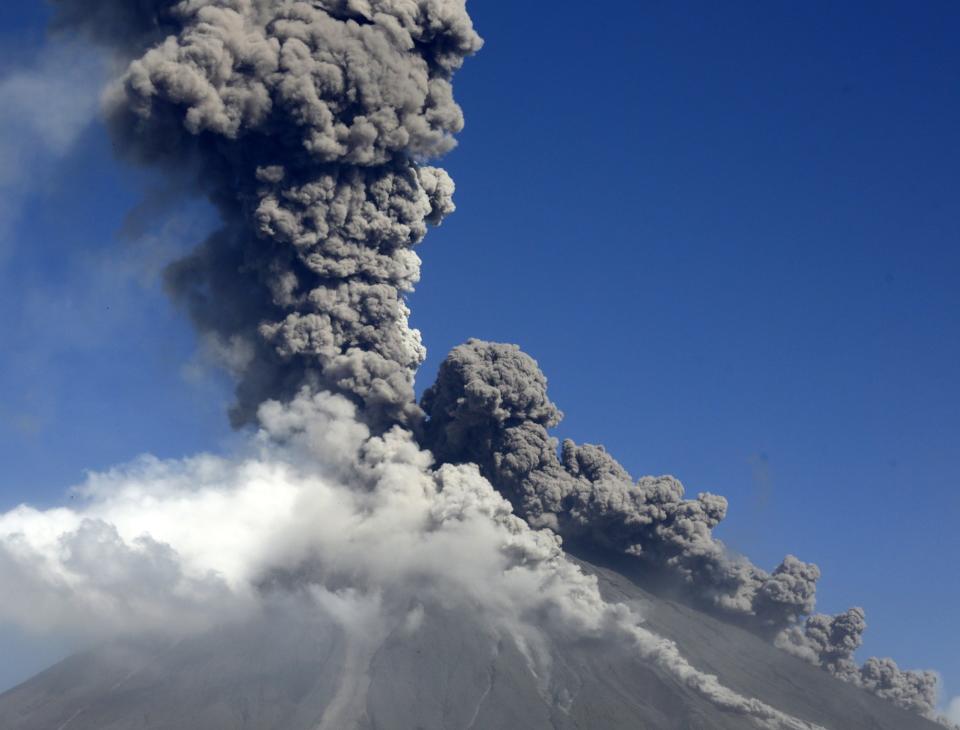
xmin=0 ymin=553 xmax=939 ymax=730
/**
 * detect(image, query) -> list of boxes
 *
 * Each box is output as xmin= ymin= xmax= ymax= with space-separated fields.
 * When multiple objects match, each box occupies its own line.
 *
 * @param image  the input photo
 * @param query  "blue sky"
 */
xmin=0 ymin=0 xmax=957 ymax=709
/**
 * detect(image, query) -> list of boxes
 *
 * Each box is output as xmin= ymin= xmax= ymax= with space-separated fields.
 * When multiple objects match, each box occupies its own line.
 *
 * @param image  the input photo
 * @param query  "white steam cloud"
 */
xmin=0 ymin=391 xmax=823 ymax=730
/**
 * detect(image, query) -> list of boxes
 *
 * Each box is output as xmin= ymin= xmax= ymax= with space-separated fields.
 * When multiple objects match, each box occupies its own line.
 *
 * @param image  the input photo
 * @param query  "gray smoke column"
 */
xmin=421 ymin=339 xmax=820 ymax=629
xmin=54 ymin=0 xmax=482 ymax=429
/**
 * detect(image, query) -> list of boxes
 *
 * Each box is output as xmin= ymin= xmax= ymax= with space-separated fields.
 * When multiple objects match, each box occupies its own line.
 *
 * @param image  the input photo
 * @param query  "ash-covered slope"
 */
xmin=0 ymin=556 xmax=939 ymax=730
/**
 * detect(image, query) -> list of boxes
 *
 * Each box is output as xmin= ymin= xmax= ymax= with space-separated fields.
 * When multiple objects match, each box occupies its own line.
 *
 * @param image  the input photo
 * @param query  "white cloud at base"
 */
xmin=0 ymin=391 xmax=824 ymax=730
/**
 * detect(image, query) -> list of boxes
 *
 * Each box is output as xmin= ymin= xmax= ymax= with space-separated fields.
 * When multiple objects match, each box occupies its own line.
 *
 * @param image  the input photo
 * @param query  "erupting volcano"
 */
xmin=0 ymin=2 xmax=951 ymax=729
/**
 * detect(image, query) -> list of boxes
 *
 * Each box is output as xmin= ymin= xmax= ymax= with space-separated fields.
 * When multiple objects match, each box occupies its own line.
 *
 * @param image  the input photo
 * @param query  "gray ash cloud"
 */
xmin=50 ymin=1 xmax=942 ymax=722
xmin=420 ymin=339 xmax=820 ymax=630
xmin=421 ymin=339 xmax=942 ymax=719
xmin=778 ymin=608 xmax=939 ymax=716
xmin=54 ymin=0 xmax=481 ymax=429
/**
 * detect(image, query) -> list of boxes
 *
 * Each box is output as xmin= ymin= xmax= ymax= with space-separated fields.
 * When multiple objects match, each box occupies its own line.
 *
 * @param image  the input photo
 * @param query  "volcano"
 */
xmin=0 ymin=2 xmax=948 ymax=729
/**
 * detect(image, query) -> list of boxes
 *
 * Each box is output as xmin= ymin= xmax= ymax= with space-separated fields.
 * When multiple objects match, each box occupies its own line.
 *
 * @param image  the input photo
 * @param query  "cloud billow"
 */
xmin=778 ymin=608 xmax=940 ymax=716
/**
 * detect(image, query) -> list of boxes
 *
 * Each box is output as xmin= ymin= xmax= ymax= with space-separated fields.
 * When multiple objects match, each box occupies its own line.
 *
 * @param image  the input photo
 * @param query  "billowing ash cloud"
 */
xmin=421 ymin=340 xmax=945 ymax=720
xmin=778 ymin=608 xmax=940 ymax=717
xmin=53 ymin=0 xmax=481 ymax=429
xmin=777 ymin=607 xmax=868 ymax=674
xmin=858 ymin=658 xmax=940 ymax=717
xmin=421 ymin=339 xmax=819 ymax=629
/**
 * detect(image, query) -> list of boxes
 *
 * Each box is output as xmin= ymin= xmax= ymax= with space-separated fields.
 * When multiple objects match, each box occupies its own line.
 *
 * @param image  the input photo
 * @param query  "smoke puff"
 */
xmin=57 ymin=0 xmax=481 ymax=429
xmin=422 ymin=339 xmax=820 ymax=629
xmin=776 ymin=607 xmax=867 ymax=672
xmin=859 ymin=658 xmax=939 ymax=717
xmin=778 ymin=609 xmax=939 ymax=717
xmin=752 ymin=555 xmax=821 ymax=628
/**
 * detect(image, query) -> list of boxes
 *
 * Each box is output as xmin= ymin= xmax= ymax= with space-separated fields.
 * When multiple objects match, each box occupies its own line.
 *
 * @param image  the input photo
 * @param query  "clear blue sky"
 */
xmin=0 ymin=0 xmax=957 ymax=707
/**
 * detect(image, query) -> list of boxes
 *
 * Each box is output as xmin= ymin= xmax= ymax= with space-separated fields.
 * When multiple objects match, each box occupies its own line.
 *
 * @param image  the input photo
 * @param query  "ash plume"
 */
xmin=421 ymin=339 xmax=820 ymax=628
xmin=859 ymin=658 xmax=939 ymax=716
xmin=421 ymin=339 xmax=943 ymax=718
xmin=777 ymin=607 xmax=868 ymax=675
xmin=54 ymin=0 xmax=482 ymax=429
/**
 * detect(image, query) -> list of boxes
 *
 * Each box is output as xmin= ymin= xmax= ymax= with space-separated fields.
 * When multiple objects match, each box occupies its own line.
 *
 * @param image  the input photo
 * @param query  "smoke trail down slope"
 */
xmin=421 ymin=339 xmax=944 ymax=720
xmin=421 ymin=339 xmax=820 ymax=629
xmin=778 ymin=608 xmax=940 ymax=716
xmin=53 ymin=0 xmax=481 ymax=429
